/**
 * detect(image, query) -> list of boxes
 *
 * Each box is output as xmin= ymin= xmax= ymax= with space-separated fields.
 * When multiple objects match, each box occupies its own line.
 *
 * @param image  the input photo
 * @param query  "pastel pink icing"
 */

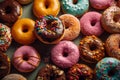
xmin=51 ymin=41 xmax=80 ymax=68
xmin=90 ymin=0 xmax=114 ymax=10
xmin=12 ymin=46 xmax=40 ymax=72
xmin=80 ymin=12 xmax=103 ymax=36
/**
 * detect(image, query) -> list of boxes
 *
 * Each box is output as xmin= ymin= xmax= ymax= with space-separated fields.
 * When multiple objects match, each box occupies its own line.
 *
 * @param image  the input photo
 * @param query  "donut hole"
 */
xmin=0 ymin=60 xmax=2 ymax=67
xmin=73 ymin=0 xmax=78 ymax=4
xmin=45 ymin=0 xmax=49 ymax=8
xmin=91 ymin=20 xmax=97 ymax=26
xmin=23 ymin=54 xmax=29 ymax=61
xmin=89 ymin=44 xmax=97 ymax=51
xmin=62 ymin=52 xmax=68 ymax=57
xmin=23 ymin=28 xmax=28 ymax=33
xmin=22 ymin=26 xmax=29 ymax=33
xmin=108 ymin=69 xmax=116 ymax=77
xmin=5 ymin=6 xmax=12 ymax=14
xmin=79 ymin=76 xmax=86 ymax=80
xmin=113 ymin=14 xmax=120 ymax=22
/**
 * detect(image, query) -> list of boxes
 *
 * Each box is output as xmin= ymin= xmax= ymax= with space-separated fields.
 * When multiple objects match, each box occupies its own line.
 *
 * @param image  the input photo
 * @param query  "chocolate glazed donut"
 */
xmin=0 ymin=0 xmax=22 ymax=26
xmin=36 ymin=64 xmax=66 ymax=80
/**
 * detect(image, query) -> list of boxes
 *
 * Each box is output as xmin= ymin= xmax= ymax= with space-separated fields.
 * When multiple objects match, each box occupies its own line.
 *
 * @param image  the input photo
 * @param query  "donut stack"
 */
xmin=0 ymin=0 xmax=120 ymax=80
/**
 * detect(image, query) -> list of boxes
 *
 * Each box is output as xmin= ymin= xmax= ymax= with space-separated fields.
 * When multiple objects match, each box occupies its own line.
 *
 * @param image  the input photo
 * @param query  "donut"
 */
xmin=12 ymin=18 xmax=36 ymax=45
xmin=36 ymin=64 xmax=66 ymax=80
xmin=61 ymin=0 xmax=89 ymax=17
xmin=59 ymin=14 xmax=80 ymax=40
xmin=0 ymin=52 xmax=10 ymax=79
xmin=95 ymin=57 xmax=120 ymax=80
xmin=0 ymin=23 xmax=12 ymax=52
xmin=33 ymin=0 xmax=60 ymax=17
xmin=67 ymin=64 xmax=93 ymax=80
xmin=116 ymin=0 xmax=120 ymax=7
xmin=12 ymin=46 xmax=40 ymax=72
xmin=17 ymin=0 xmax=33 ymax=5
xmin=2 ymin=74 xmax=27 ymax=80
xmin=105 ymin=34 xmax=120 ymax=60
xmin=34 ymin=15 xmax=65 ymax=44
xmin=80 ymin=12 xmax=103 ymax=36
xmin=51 ymin=41 xmax=79 ymax=68
xmin=101 ymin=6 xmax=120 ymax=33
xmin=0 ymin=0 xmax=22 ymax=26
xmin=79 ymin=35 xmax=105 ymax=63
xmin=89 ymin=0 xmax=114 ymax=10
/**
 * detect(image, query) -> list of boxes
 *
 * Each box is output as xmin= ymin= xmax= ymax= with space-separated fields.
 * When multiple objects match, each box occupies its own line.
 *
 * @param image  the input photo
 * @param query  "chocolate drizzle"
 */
xmin=35 ymin=15 xmax=64 ymax=42
xmin=0 ymin=52 xmax=10 ymax=79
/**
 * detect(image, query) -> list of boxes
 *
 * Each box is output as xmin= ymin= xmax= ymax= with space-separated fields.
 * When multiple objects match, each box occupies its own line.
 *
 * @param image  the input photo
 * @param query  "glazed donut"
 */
xmin=12 ymin=18 xmax=36 ymax=45
xmin=105 ymin=34 xmax=120 ymax=60
xmin=2 ymin=74 xmax=27 ymax=80
xmin=59 ymin=14 xmax=80 ymax=40
xmin=0 ymin=0 xmax=22 ymax=26
xmin=17 ymin=0 xmax=33 ymax=5
xmin=89 ymin=0 xmax=114 ymax=10
xmin=0 ymin=52 xmax=10 ymax=79
xmin=101 ymin=6 xmax=120 ymax=33
xmin=79 ymin=35 xmax=105 ymax=63
xmin=0 ymin=23 xmax=12 ymax=52
xmin=67 ymin=64 xmax=93 ymax=80
xmin=36 ymin=64 xmax=66 ymax=80
xmin=61 ymin=0 xmax=89 ymax=17
xmin=12 ymin=46 xmax=40 ymax=72
xmin=51 ymin=41 xmax=79 ymax=68
xmin=95 ymin=57 xmax=120 ymax=80
xmin=33 ymin=0 xmax=60 ymax=17
xmin=34 ymin=15 xmax=65 ymax=44
xmin=80 ymin=12 xmax=103 ymax=36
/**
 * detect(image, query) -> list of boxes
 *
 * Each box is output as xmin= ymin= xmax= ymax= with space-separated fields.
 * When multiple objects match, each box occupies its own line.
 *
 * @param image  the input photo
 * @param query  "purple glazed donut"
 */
xmin=12 ymin=46 xmax=40 ymax=72
xmin=80 ymin=12 xmax=103 ymax=36
xmin=51 ymin=41 xmax=80 ymax=68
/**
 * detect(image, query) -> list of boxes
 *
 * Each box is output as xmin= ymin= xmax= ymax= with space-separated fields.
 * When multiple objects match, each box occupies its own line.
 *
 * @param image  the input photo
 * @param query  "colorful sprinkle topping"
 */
xmin=35 ymin=15 xmax=64 ymax=42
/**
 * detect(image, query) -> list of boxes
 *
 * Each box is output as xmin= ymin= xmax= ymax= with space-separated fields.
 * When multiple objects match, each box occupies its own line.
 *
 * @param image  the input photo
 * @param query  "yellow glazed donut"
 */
xmin=33 ymin=0 xmax=60 ymax=17
xmin=12 ymin=18 xmax=36 ymax=45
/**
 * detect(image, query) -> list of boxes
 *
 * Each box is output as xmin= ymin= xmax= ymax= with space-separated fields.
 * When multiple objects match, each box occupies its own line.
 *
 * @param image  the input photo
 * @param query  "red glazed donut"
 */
xmin=12 ymin=46 xmax=40 ymax=72
xmin=51 ymin=41 xmax=80 ymax=68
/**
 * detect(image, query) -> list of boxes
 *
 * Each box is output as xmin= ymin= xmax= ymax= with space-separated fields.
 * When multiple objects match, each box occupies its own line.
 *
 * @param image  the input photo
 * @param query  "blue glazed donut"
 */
xmin=95 ymin=57 xmax=120 ymax=80
xmin=61 ymin=0 xmax=89 ymax=17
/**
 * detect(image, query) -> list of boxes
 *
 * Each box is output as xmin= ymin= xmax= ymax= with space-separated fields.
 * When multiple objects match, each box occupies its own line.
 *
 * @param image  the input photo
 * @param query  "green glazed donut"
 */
xmin=95 ymin=57 xmax=120 ymax=80
xmin=61 ymin=0 xmax=89 ymax=17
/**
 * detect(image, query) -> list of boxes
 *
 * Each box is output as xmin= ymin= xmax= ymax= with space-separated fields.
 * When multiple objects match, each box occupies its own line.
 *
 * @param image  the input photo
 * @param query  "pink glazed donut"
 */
xmin=90 ymin=0 xmax=114 ymax=10
xmin=12 ymin=46 xmax=40 ymax=72
xmin=51 ymin=41 xmax=80 ymax=68
xmin=80 ymin=12 xmax=103 ymax=36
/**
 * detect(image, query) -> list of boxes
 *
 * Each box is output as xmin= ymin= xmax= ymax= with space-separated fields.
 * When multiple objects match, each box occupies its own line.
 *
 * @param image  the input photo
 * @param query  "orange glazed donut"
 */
xmin=12 ymin=18 xmax=36 ymax=45
xmin=59 ymin=14 xmax=80 ymax=40
xmin=33 ymin=0 xmax=60 ymax=17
